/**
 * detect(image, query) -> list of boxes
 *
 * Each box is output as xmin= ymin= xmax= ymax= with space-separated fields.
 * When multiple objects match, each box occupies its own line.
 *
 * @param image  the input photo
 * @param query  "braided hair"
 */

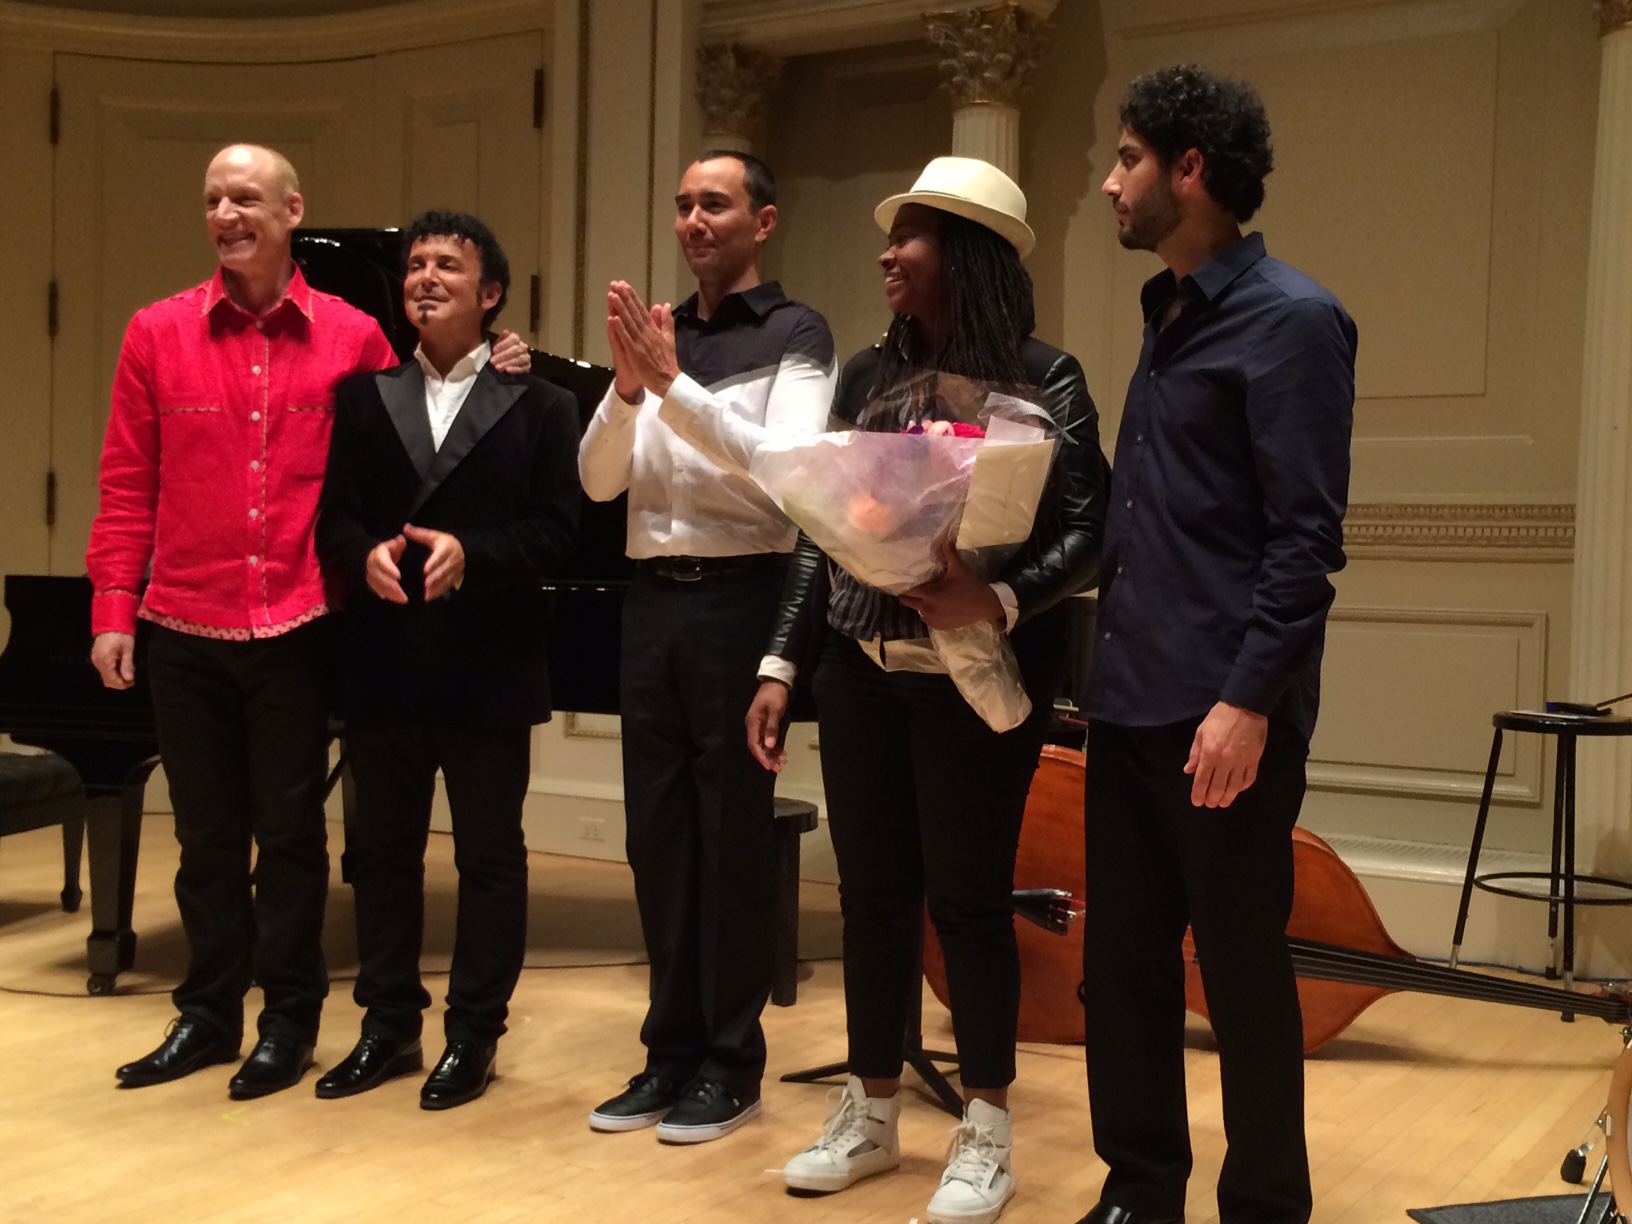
xmin=876 ymin=210 xmax=1035 ymax=391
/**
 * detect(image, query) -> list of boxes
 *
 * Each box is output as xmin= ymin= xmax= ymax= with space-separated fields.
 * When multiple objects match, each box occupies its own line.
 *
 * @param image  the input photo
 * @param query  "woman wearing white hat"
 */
xmin=747 ymin=156 xmax=1110 ymax=1224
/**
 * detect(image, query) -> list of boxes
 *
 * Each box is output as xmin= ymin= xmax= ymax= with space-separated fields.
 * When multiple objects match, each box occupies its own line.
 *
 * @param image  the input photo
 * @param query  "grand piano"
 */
xmin=0 ymin=229 xmax=625 ymax=993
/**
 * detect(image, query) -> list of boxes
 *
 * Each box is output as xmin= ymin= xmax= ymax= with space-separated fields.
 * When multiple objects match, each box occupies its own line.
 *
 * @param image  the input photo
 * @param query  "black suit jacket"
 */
xmin=316 ymin=360 xmax=581 ymax=729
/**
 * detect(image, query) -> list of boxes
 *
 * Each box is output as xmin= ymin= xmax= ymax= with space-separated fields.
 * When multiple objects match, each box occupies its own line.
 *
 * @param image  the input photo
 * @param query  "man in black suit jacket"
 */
xmin=314 ymin=211 xmax=579 ymax=1110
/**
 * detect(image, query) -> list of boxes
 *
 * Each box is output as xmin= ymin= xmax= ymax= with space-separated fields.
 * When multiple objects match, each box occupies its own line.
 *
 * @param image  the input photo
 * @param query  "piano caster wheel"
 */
xmin=1562 ymin=1145 xmax=1589 ymax=1184
xmin=86 ymin=974 xmax=116 ymax=996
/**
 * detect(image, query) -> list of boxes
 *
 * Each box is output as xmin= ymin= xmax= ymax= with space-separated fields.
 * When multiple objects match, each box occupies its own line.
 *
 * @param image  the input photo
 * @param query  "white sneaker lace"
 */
xmin=807 ymin=1086 xmax=872 ymax=1154
xmin=941 ymin=1118 xmax=1005 ymax=1189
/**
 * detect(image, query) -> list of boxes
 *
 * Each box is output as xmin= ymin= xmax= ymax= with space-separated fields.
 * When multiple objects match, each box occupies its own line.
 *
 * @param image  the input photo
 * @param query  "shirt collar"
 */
xmin=414 ymin=339 xmax=491 ymax=384
xmin=1140 ymin=232 xmax=1267 ymax=321
xmin=673 ymin=280 xmax=787 ymax=325
xmin=203 ymin=262 xmax=316 ymax=323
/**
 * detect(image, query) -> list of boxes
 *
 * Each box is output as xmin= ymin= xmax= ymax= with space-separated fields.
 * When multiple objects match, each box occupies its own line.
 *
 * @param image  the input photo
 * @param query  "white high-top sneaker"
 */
xmin=781 ymin=1076 xmax=901 ymax=1193
xmin=925 ymin=1098 xmax=1015 ymax=1224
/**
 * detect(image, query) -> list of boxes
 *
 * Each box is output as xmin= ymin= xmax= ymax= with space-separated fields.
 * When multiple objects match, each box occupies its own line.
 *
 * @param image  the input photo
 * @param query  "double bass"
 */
xmin=923 ymin=746 xmax=1632 ymax=1052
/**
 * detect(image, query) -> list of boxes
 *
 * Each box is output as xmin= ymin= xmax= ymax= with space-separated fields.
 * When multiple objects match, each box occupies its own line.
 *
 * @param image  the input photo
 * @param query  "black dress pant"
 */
xmin=620 ymin=559 xmax=786 ymax=1095
xmin=811 ymin=633 xmax=1050 ymax=1090
xmin=343 ymin=721 xmax=532 ymax=1046
xmin=1082 ymin=717 xmax=1312 ymax=1224
xmin=146 ymin=622 xmax=332 ymax=1045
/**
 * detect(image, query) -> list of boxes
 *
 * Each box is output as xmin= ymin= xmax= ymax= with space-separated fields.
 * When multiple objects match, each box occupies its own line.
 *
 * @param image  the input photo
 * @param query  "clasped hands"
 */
xmin=367 ymin=525 xmax=464 ymax=603
xmin=605 ymin=281 xmax=681 ymax=404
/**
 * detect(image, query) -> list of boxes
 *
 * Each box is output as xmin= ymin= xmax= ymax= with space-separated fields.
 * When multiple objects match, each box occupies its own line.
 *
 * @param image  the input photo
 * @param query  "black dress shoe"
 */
xmin=116 ymin=1017 xmax=240 ymax=1088
xmin=588 ymin=1071 xmax=683 ymax=1132
xmin=228 ymin=1035 xmax=316 ymax=1100
xmin=1075 ymin=1203 xmax=1185 ymax=1224
xmin=314 ymin=1034 xmax=424 ymax=1100
xmin=420 ymin=1041 xmax=496 ymax=1111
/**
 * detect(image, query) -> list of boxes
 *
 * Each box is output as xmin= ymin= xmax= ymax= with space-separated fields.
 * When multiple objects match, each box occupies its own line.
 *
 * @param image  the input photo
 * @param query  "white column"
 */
xmin=1568 ymin=3 xmax=1632 ymax=934
xmin=923 ymin=1 xmax=1056 ymax=181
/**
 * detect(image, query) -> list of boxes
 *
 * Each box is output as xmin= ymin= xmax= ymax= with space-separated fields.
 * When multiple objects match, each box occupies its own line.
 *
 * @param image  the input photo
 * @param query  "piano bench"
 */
xmin=772 ymin=797 xmax=820 ymax=1008
xmin=0 ymin=750 xmax=88 ymax=913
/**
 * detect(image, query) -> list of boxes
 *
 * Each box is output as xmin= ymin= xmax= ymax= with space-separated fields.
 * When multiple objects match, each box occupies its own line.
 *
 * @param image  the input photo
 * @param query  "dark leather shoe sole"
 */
xmin=314 ymin=1046 xmax=425 ymax=1100
xmin=228 ymin=1049 xmax=316 ymax=1101
xmin=419 ymin=1063 xmax=496 ymax=1111
xmin=1075 ymin=1205 xmax=1185 ymax=1224
xmin=115 ymin=1043 xmax=240 ymax=1088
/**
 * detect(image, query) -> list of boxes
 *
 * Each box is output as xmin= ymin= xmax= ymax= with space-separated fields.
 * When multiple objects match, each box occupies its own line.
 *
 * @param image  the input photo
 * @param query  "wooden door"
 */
xmin=375 ymin=33 xmax=549 ymax=343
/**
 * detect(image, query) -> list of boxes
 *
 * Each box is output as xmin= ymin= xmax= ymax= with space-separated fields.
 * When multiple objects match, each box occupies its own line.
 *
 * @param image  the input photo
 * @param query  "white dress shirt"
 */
xmin=578 ymin=351 xmax=835 ymax=558
xmin=415 ymin=340 xmax=491 ymax=450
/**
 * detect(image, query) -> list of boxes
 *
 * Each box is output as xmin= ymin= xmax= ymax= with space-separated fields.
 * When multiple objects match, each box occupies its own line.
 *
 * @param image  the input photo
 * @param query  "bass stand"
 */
xmin=778 ymin=890 xmax=1080 ymax=1120
xmin=779 ymin=935 xmax=964 ymax=1118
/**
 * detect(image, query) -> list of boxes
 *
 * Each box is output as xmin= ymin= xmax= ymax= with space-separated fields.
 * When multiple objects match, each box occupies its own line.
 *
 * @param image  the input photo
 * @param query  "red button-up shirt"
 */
xmin=86 ymin=266 xmax=397 ymax=639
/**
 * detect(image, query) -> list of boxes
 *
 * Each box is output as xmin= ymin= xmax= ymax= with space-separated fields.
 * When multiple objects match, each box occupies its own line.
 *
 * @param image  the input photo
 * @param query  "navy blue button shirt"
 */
xmin=1085 ymin=233 xmax=1356 ymax=744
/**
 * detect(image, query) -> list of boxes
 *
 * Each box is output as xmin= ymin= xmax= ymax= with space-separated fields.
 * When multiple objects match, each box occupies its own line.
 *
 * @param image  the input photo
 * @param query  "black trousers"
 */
xmin=812 ymin=633 xmax=1049 ymax=1089
xmin=619 ymin=560 xmax=785 ymax=1095
xmin=146 ymin=622 xmax=331 ymax=1045
xmin=343 ymin=721 xmax=532 ymax=1046
xmin=1082 ymin=717 xmax=1312 ymax=1224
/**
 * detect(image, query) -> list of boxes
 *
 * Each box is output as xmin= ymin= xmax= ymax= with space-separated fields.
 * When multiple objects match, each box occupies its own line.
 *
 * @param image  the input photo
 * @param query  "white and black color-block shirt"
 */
xmin=578 ymin=281 xmax=836 ymax=559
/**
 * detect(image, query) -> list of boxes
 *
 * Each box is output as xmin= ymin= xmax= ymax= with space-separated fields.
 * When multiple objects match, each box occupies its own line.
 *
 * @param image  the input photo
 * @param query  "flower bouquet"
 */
xmin=748 ymin=372 xmax=1059 ymax=732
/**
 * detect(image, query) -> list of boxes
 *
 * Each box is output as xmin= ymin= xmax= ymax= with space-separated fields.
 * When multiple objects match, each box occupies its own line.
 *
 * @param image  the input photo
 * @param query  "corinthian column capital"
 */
xmin=923 ymin=2 xmax=1055 ymax=108
xmin=695 ymin=43 xmax=784 ymax=153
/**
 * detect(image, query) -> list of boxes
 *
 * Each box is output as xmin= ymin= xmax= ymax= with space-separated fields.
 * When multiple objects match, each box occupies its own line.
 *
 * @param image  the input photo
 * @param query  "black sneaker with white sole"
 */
xmin=589 ymin=1072 xmax=683 ymax=1132
xmin=654 ymin=1076 xmax=761 ymax=1144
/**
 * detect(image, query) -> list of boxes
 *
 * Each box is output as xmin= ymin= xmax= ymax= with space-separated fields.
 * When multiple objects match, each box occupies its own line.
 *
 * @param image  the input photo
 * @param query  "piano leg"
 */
xmin=84 ymin=759 xmax=157 ymax=995
xmin=60 ymin=816 xmax=84 ymax=912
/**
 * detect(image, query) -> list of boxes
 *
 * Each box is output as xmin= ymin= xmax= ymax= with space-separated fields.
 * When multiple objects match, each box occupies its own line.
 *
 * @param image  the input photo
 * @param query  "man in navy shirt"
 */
xmin=1076 ymin=66 xmax=1357 ymax=1224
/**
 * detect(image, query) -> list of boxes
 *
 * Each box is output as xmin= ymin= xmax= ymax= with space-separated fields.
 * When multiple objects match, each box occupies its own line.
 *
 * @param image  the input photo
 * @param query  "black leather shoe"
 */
xmin=116 ymin=1017 xmax=240 ymax=1088
xmin=419 ymin=1041 xmax=496 ymax=1111
xmin=228 ymin=1035 xmax=316 ymax=1100
xmin=314 ymin=1034 xmax=424 ymax=1100
xmin=1075 ymin=1203 xmax=1185 ymax=1224
xmin=588 ymin=1071 xmax=683 ymax=1132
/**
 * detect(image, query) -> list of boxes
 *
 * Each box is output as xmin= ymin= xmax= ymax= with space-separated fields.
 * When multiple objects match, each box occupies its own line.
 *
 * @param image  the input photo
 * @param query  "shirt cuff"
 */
xmin=1219 ymin=665 xmax=1277 ymax=717
xmin=91 ymin=590 xmax=141 ymax=637
xmin=758 ymin=655 xmax=797 ymax=687
xmin=991 ymin=582 xmax=1020 ymax=632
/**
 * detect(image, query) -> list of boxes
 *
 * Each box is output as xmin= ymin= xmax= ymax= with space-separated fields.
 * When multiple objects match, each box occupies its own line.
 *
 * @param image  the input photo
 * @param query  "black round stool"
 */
xmin=1449 ymin=709 xmax=1632 ymax=996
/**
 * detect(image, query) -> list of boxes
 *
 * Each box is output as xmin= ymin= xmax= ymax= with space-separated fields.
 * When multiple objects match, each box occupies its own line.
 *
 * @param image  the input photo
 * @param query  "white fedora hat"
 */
xmin=875 ymin=155 xmax=1036 ymax=258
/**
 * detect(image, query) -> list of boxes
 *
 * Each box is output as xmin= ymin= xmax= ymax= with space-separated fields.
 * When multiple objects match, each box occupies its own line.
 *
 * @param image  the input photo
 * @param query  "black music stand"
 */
xmin=779 ymin=933 xmax=964 ymax=1117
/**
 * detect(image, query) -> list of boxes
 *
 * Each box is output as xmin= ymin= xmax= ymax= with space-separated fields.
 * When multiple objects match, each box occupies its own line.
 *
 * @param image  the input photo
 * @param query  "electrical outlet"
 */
xmin=579 ymin=817 xmax=605 ymax=842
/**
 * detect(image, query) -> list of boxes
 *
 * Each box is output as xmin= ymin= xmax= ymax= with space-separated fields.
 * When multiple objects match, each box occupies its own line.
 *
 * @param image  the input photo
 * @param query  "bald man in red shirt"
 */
xmin=88 ymin=144 xmax=529 ymax=1099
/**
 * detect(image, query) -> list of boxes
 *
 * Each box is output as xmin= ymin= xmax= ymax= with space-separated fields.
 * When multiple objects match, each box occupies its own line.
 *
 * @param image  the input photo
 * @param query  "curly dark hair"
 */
xmin=1119 ymin=64 xmax=1274 ymax=223
xmin=877 ymin=209 xmax=1035 ymax=390
xmin=401 ymin=209 xmax=511 ymax=329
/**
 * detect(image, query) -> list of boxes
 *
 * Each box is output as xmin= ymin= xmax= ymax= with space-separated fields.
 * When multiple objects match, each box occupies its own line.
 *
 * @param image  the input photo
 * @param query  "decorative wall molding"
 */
xmin=561 ymin=712 xmax=622 ymax=741
xmin=1598 ymin=0 xmax=1632 ymax=36
xmin=700 ymin=0 xmax=1054 ymax=57
xmin=923 ymin=3 xmax=1054 ymax=107
xmin=1344 ymin=502 xmax=1575 ymax=561
xmin=0 ymin=0 xmax=552 ymax=62
xmin=1310 ymin=605 xmax=1547 ymax=804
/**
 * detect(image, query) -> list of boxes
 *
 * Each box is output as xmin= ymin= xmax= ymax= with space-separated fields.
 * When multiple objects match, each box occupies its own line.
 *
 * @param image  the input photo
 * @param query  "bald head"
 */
xmin=203 ymin=143 xmax=305 ymax=300
xmin=207 ymin=144 xmax=299 ymax=199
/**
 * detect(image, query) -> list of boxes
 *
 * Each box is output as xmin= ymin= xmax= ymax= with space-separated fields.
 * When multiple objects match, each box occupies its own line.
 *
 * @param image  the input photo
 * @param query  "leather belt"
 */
xmin=636 ymin=554 xmax=786 ymax=583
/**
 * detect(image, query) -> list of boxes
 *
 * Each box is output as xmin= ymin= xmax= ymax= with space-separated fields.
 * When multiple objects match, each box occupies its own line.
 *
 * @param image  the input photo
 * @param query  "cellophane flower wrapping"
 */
xmin=748 ymin=373 xmax=1059 ymax=732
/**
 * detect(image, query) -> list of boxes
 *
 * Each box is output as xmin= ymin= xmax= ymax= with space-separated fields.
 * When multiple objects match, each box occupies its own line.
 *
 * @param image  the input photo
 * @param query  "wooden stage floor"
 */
xmin=0 ymin=816 xmax=1620 ymax=1223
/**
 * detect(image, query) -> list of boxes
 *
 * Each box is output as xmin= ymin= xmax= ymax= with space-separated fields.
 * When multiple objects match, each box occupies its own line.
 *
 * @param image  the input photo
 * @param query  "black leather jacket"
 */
xmin=764 ymin=337 xmax=1110 ymax=685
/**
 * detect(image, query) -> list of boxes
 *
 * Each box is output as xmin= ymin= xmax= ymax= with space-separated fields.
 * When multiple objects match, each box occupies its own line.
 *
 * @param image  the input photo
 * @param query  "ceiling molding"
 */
xmin=0 ymin=0 xmax=553 ymax=61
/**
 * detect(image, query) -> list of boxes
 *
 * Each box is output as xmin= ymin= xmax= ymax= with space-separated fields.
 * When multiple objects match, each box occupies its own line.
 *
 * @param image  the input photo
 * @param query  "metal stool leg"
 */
xmin=1451 ymin=728 xmax=1503 ymax=969
xmin=1547 ymin=735 xmax=1569 ymax=980
xmin=1563 ymin=733 xmax=1578 ymax=1008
